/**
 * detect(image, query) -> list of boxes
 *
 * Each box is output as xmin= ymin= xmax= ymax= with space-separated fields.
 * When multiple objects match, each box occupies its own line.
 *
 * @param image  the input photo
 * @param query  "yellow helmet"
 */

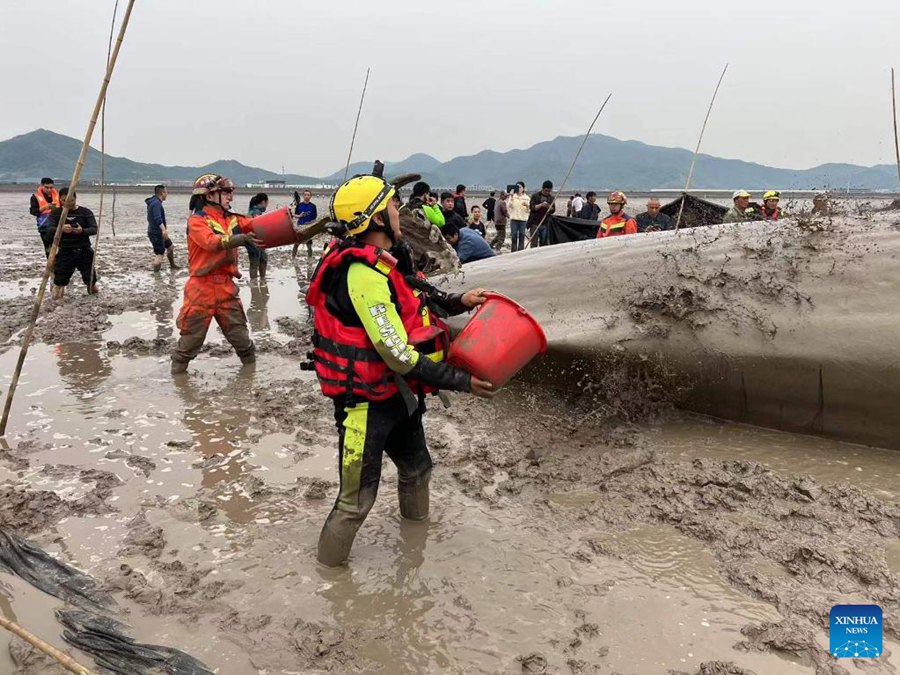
xmin=763 ymin=190 xmax=781 ymax=202
xmin=328 ymin=175 xmax=396 ymax=236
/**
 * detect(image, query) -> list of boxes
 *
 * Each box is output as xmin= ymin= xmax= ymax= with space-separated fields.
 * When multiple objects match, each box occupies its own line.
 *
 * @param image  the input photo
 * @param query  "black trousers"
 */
xmin=54 ymin=247 xmax=98 ymax=287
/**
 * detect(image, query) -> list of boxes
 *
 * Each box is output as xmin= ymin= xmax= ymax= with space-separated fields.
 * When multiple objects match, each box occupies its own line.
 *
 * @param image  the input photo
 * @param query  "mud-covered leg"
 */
xmin=318 ymin=402 xmax=390 ymax=567
xmin=386 ymin=406 xmax=433 ymax=521
xmin=216 ymin=281 xmax=255 ymax=364
xmin=171 ymin=279 xmax=214 ymax=373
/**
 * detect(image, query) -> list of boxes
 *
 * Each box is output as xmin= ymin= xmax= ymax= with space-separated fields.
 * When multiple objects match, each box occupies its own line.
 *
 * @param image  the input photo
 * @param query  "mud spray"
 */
xmin=0 ymin=191 xmax=898 ymax=674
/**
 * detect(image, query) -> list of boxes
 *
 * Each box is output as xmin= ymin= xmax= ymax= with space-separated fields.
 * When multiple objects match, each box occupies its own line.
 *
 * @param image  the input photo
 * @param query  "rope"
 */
xmin=0 ymin=615 xmax=95 ymax=675
xmin=0 ymin=0 xmax=138 ymax=436
xmin=91 ymin=0 xmax=121 ymax=289
xmin=674 ymin=63 xmax=728 ymax=232
xmin=526 ymin=93 xmax=613 ymax=248
xmin=342 ymin=67 xmax=371 ymax=182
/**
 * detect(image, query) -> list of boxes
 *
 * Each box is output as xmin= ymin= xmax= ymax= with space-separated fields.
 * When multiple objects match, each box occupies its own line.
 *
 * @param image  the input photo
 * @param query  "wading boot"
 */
xmin=166 ymin=248 xmax=179 ymax=270
xmin=249 ymin=258 xmax=259 ymax=281
xmin=170 ymin=358 xmax=189 ymax=375
xmin=398 ymin=469 xmax=431 ymax=521
xmin=317 ymin=484 xmax=377 ymax=567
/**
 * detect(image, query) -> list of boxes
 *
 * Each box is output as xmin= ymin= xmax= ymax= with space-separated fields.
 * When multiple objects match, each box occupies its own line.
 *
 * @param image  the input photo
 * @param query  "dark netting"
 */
xmin=0 ymin=528 xmax=213 ymax=675
xmin=546 ymin=215 xmax=600 ymax=244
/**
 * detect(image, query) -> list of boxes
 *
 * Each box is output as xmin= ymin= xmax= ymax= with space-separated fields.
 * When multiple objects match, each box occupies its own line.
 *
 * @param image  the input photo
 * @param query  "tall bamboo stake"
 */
xmin=342 ymin=67 xmax=370 ymax=182
xmin=91 ymin=0 xmax=121 ymax=289
xmin=0 ymin=615 xmax=96 ymax=675
xmin=111 ymin=186 xmax=117 ymax=236
xmin=892 ymin=67 xmax=900 ymax=188
xmin=526 ymin=93 xmax=613 ymax=248
xmin=0 ymin=0 xmax=138 ymax=437
xmin=674 ymin=63 xmax=729 ymax=232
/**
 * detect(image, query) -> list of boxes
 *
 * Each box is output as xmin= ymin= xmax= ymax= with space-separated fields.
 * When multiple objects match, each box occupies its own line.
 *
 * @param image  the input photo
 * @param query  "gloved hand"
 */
xmin=222 ymin=233 xmax=264 ymax=250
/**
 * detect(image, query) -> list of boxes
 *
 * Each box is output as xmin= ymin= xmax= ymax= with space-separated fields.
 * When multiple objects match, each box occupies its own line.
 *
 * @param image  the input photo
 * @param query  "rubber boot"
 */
xmin=249 ymin=258 xmax=259 ymax=281
xmin=317 ymin=483 xmax=377 ymax=567
xmin=398 ymin=469 xmax=431 ymax=521
xmin=166 ymin=247 xmax=179 ymax=269
xmin=153 ymin=255 xmax=163 ymax=273
xmin=170 ymin=357 xmax=189 ymax=375
xmin=258 ymin=258 xmax=267 ymax=282
xmin=51 ymin=284 xmax=65 ymax=301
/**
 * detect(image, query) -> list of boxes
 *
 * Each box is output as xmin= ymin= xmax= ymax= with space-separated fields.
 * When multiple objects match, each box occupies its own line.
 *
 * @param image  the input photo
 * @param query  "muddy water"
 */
xmin=1 ymin=190 xmax=898 ymax=674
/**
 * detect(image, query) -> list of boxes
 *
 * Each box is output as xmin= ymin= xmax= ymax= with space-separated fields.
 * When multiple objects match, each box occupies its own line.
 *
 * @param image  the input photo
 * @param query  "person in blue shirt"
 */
xmin=145 ymin=185 xmax=178 ymax=271
xmin=294 ymin=189 xmax=318 ymax=257
xmin=442 ymin=220 xmax=495 ymax=264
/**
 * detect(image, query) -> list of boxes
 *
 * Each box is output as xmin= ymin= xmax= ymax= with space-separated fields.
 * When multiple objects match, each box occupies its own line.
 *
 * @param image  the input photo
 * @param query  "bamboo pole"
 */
xmin=526 ymin=93 xmax=613 ymax=248
xmin=674 ymin=64 xmax=729 ymax=233
xmin=0 ymin=0 xmax=137 ymax=437
xmin=892 ymin=67 xmax=900 ymax=189
xmin=0 ymin=615 xmax=96 ymax=675
xmin=342 ymin=67 xmax=370 ymax=182
xmin=110 ymin=186 xmax=117 ymax=236
xmin=91 ymin=0 xmax=121 ymax=289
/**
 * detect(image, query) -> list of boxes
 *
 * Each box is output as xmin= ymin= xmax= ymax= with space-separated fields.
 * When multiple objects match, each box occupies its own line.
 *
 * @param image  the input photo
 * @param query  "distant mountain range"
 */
xmin=1 ymin=128 xmax=897 ymax=191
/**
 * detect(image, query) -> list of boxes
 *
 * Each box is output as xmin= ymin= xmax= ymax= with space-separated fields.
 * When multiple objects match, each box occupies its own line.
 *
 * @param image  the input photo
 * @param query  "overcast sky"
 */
xmin=2 ymin=0 xmax=899 ymax=176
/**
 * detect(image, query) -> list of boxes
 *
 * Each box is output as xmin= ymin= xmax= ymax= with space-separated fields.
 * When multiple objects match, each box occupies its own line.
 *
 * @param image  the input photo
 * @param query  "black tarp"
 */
xmin=659 ymin=193 xmax=729 ymax=228
xmin=0 ymin=528 xmax=213 ymax=675
xmin=546 ymin=215 xmax=600 ymax=244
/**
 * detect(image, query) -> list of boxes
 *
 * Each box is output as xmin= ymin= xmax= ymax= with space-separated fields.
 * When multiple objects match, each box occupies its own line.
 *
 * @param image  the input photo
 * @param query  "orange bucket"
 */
xmin=447 ymin=292 xmax=547 ymax=387
xmin=250 ymin=207 xmax=296 ymax=248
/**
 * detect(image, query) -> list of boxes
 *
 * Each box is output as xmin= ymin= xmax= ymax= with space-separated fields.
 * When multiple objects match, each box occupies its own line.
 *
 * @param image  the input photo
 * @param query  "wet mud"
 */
xmin=0 ymin=192 xmax=897 ymax=674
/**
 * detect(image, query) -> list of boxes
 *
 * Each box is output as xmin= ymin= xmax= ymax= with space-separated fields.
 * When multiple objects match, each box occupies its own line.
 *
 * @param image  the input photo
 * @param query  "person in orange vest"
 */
xmin=596 ymin=191 xmax=638 ymax=238
xmin=170 ymin=174 xmax=266 ymax=375
xmin=759 ymin=190 xmax=786 ymax=220
xmin=29 ymin=177 xmax=60 ymax=256
xmin=305 ymin=173 xmax=495 ymax=566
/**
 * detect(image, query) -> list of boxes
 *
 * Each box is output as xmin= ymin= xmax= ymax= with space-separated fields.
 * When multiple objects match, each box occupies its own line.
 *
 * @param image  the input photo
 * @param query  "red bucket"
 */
xmin=250 ymin=207 xmax=296 ymax=248
xmin=447 ymin=292 xmax=547 ymax=388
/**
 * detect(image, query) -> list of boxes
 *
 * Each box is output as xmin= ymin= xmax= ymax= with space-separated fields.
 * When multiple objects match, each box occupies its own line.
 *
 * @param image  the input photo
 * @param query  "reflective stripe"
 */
xmin=205 ymin=215 xmax=239 ymax=237
xmin=338 ymin=404 xmax=368 ymax=511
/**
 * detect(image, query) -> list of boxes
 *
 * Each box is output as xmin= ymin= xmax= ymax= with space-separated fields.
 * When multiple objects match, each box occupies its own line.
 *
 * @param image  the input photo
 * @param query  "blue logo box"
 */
xmin=830 ymin=604 xmax=882 ymax=658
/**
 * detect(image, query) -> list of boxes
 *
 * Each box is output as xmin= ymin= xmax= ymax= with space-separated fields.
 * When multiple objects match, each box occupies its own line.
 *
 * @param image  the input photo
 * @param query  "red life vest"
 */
xmin=760 ymin=206 xmax=783 ymax=220
xmin=34 ymin=186 xmax=60 ymax=226
xmin=305 ymin=239 xmax=450 ymax=402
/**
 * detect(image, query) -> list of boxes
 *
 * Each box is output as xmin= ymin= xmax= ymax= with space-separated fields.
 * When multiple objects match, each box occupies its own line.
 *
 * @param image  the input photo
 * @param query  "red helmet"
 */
xmin=192 ymin=174 xmax=235 ymax=196
xmin=607 ymin=191 xmax=627 ymax=205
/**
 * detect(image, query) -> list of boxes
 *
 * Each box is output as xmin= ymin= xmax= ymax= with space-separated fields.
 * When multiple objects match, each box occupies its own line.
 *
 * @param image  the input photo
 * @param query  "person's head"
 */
xmin=763 ymin=190 xmax=780 ymax=210
xmin=425 ymin=191 xmax=438 ymax=206
xmin=154 ymin=184 xmax=168 ymax=201
xmin=646 ymin=197 xmax=661 ymax=215
xmin=58 ymin=187 xmax=76 ymax=208
xmin=412 ymin=181 xmax=431 ymax=199
xmin=249 ymin=192 xmax=269 ymax=211
xmin=732 ymin=189 xmax=751 ymax=210
xmin=607 ymin=191 xmax=627 ymax=215
xmin=440 ymin=192 xmax=455 ymax=211
xmin=499 ymin=191 xmax=508 ymax=200
xmin=575 ymin=192 xmax=581 ymax=198
xmin=541 ymin=180 xmax=553 ymax=196
xmin=442 ymin=221 xmax=460 ymax=247
xmin=192 ymin=174 xmax=235 ymax=210
xmin=471 ymin=205 xmax=482 ymax=220
xmin=489 ymin=191 xmax=496 ymax=197
xmin=302 ymin=189 xmax=312 ymax=203
xmin=40 ymin=177 xmax=54 ymax=196
xmin=456 ymin=184 xmax=466 ymax=196
xmin=586 ymin=191 xmax=597 ymax=204
xmin=329 ymin=175 xmax=399 ymax=244
xmin=516 ymin=181 xmax=525 ymax=194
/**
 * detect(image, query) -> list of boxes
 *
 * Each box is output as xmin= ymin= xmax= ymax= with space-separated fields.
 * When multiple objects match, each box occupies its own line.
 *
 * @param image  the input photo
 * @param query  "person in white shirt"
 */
xmin=571 ymin=192 xmax=584 ymax=216
xmin=507 ymin=181 xmax=530 ymax=252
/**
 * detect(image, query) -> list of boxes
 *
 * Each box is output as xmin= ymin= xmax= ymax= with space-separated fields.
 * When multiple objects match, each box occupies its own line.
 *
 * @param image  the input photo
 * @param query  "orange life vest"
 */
xmin=305 ymin=239 xmax=450 ymax=403
xmin=597 ymin=212 xmax=638 ymax=237
xmin=34 ymin=186 xmax=60 ymax=226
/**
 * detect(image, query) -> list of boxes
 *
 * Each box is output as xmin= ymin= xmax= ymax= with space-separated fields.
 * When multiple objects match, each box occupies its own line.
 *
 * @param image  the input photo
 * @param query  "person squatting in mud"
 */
xmin=304 ymin=174 xmax=495 ymax=567
xmin=45 ymin=188 xmax=99 ymax=300
xmin=170 ymin=174 xmax=266 ymax=374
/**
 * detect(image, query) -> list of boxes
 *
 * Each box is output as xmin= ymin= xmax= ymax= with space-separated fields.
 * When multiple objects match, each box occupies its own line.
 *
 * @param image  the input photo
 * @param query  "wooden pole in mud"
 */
xmin=526 ymin=93 xmax=613 ymax=248
xmin=342 ymin=67 xmax=371 ymax=182
xmin=91 ymin=0 xmax=122 ymax=289
xmin=674 ymin=63 xmax=729 ymax=233
xmin=892 ymin=68 xmax=900 ymax=188
xmin=0 ymin=616 xmax=96 ymax=675
xmin=0 ymin=0 xmax=137 ymax=437
xmin=110 ymin=186 xmax=117 ymax=236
